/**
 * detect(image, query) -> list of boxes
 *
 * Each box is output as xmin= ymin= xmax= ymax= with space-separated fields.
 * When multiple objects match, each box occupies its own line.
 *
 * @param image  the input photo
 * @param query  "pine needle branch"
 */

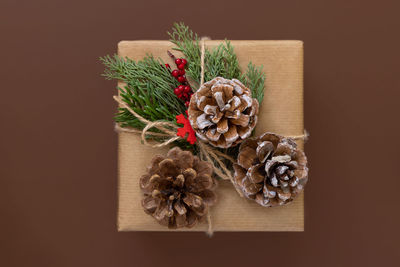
xmin=168 ymin=22 xmax=202 ymax=87
xmin=244 ymin=62 xmax=266 ymax=103
xmin=100 ymin=55 xmax=186 ymax=129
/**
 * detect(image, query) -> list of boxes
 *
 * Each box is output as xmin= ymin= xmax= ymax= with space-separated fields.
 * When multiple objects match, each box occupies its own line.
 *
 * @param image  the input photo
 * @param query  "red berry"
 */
xmin=174 ymin=88 xmax=180 ymax=95
xmin=171 ymin=70 xmax=179 ymax=77
xmin=178 ymin=85 xmax=185 ymax=91
xmin=177 ymin=76 xmax=185 ymax=83
xmin=175 ymin=58 xmax=182 ymax=65
xmin=181 ymin=58 xmax=187 ymax=65
xmin=165 ymin=64 xmax=171 ymax=69
xmin=183 ymin=93 xmax=188 ymax=99
xmin=184 ymin=86 xmax=191 ymax=93
xmin=179 ymin=69 xmax=185 ymax=75
xmin=185 ymin=101 xmax=190 ymax=107
xmin=178 ymin=63 xmax=185 ymax=70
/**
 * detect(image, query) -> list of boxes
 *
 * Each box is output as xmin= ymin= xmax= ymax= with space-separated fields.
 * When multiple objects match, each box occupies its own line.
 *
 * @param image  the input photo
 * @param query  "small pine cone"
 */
xmin=140 ymin=147 xmax=217 ymax=228
xmin=188 ymin=77 xmax=259 ymax=148
xmin=233 ymin=132 xmax=308 ymax=207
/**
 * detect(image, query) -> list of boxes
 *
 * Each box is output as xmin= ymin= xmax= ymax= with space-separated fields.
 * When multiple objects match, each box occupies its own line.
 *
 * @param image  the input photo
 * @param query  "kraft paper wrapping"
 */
xmin=117 ymin=40 xmax=304 ymax=231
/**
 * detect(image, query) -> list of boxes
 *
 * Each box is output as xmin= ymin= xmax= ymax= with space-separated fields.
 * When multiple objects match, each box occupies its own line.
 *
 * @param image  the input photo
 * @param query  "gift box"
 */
xmin=117 ymin=40 xmax=304 ymax=231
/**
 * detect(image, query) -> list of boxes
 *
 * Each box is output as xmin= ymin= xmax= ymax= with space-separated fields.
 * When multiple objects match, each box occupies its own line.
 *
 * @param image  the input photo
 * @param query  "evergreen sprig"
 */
xmin=168 ymin=22 xmax=202 ymax=86
xmin=168 ymin=22 xmax=265 ymax=103
xmin=100 ymin=55 xmax=186 ymax=129
xmin=244 ymin=62 xmax=266 ymax=104
xmin=204 ymin=40 xmax=244 ymax=82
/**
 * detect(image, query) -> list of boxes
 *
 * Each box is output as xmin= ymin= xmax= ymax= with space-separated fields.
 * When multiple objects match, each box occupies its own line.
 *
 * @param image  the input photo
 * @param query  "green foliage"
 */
xmin=243 ymin=62 xmax=266 ymax=103
xmin=204 ymin=40 xmax=244 ymax=82
xmin=167 ymin=22 xmax=202 ymax=86
xmin=100 ymin=55 xmax=186 ymax=129
xmin=168 ymin=22 xmax=265 ymax=104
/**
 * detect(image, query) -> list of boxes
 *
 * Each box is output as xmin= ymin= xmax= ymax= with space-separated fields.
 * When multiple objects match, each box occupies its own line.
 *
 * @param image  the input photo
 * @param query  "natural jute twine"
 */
xmin=114 ymin=38 xmax=308 ymax=236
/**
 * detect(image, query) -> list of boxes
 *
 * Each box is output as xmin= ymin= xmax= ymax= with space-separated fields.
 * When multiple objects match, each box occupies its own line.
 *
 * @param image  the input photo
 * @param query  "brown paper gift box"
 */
xmin=117 ymin=40 xmax=304 ymax=232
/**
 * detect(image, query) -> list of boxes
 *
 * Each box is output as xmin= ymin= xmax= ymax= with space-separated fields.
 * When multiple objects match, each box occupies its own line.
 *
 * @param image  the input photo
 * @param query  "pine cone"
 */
xmin=140 ymin=147 xmax=217 ymax=228
xmin=188 ymin=77 xmax=259 ymax=148
xmin=233 ymin=133 xmax=308 ymax=207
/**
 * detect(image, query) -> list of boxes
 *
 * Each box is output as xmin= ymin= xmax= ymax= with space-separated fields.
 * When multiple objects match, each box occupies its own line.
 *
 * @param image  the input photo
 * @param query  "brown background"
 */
xmin=1 ymin=0 xmax=399 ymax=266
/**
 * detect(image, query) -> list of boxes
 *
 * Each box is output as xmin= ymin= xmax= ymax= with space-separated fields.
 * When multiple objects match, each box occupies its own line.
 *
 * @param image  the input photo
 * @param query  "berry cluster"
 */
xmin=166 ymin=52 xmax=193 ymax=107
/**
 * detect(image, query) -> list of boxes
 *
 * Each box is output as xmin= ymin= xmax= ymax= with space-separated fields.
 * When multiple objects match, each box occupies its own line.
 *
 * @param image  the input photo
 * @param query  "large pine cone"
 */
xmin=140 ymin=147 xmax=217 ymax=228
xmin=233 ymin=133 xmax=308 ymax=207
xmin=188 ymin=77 xmax=259 ymax=148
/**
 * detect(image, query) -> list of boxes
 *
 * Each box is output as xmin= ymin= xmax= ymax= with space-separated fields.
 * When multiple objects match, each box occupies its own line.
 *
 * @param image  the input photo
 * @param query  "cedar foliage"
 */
xmin=100 ymin=55 xmax=185 ymax=129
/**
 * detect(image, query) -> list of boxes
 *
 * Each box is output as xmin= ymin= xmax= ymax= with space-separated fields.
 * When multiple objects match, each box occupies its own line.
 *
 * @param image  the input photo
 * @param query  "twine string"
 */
xmin=113 ymin=95 xmax=180 ymax=147
xmin=114 ymin=124 xmax=172 ymax=137
xmin=287 ymin=130 xmax=310 ymax=141
xmin=200 ymin=38 xmax=206 ymax=86
xmin=206 ymin=211 xmax=213 ymax=238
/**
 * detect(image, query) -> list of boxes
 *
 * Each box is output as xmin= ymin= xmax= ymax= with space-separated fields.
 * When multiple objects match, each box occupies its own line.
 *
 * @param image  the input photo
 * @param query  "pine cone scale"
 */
xmin=205 ymin=128 xmax=220 ymax=142
xmin=224 ymin=124 xmax=239 ymax=143
xmin=237 ymin=145 xmax=258 ymax=169
xmin=217 ymin=118 xmax=228 ymax=133
xmin=197 ymin=189 xmax=217 ymax=205
xmin=174 ymin=201 xmax=187 ymax=215
xmin=142 ymin=196 xmax=159 ymax=214
xmin=248 ymin=164 xmax=265 ymax=183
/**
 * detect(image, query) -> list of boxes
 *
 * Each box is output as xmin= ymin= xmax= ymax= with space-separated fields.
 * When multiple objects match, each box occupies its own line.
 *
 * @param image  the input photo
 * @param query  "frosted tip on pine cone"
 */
xmin=140 ymin=147 xmax=217 ymax=229
xmin=233 ymin=132 xmax=308 ymax=207
xmin=188 ymin=77 xmax=259 ymax=148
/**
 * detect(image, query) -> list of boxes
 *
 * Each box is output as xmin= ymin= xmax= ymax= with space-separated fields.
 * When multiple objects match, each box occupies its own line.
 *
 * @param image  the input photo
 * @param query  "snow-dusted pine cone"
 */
xmin=140 ymin=147 xmax=217 ymax=228
xmin=233 ymin=132 xmax=308 ymax=207
xmin=188 ymin=77 xmax=259 ymax=148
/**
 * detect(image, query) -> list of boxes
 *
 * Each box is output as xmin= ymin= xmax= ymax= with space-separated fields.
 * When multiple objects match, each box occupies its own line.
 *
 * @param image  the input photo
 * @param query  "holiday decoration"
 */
xmin=176 ymin=111 xmax=196 ymax=145
xmin=140 ymin=147 xmax=216 ymax=228
xmin=168 ymin=51 xmax=193 ymax=106
xmin=188 ymin=77 xmax=259 ymax=148
xmin=233 ymin=133 xmax=308 ymax=207
xmin=101 ymin=22 xmax=308 ymax=232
